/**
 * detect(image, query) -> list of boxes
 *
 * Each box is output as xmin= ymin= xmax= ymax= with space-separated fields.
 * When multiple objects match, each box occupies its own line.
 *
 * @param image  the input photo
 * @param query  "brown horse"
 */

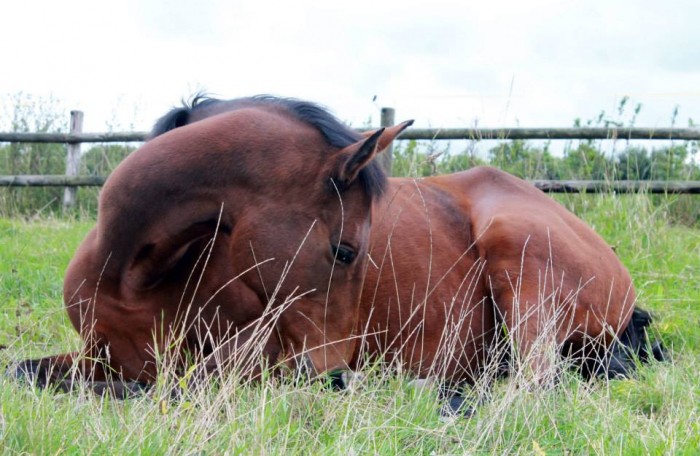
xmin=10 ymin=96 xmax=662 ymax=411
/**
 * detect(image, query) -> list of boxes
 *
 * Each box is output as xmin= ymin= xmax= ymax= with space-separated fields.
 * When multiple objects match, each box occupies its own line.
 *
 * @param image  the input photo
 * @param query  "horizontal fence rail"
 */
xmin=2 ymin=127 xmax=700 ymax=144
xmin=0 ymin=175 xmax=106 ymax=187
xmin=3 ymin=175 xmax=699 ymax=194
xmin=404 ymin=127 xmax=700 ymax=141
xmin=531 ymin=180 xmax=700 ymax=194
xmin=0 ymin=131 xmax=148 ymax=144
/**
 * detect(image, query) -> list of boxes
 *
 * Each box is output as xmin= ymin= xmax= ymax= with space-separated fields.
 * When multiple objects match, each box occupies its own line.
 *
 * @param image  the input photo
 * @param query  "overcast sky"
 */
xmin=1 ymin=0 xmax=698 ymax=135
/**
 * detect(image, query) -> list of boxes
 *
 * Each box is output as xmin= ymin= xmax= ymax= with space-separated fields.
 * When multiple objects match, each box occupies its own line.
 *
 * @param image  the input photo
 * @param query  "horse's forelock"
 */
xmin=149 ymin=106 xmax=190 ymax=139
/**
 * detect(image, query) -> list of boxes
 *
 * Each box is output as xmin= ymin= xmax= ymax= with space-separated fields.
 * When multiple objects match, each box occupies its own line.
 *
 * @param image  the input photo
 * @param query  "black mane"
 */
xmin=149 ymin=94 xmax=220 ymax=138
xmin=150 ymin=95 xmax=387 ymax=198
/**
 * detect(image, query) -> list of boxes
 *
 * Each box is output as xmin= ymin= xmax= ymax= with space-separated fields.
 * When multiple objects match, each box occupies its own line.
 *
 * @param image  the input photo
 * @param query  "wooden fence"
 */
xmin=2 ymin=109 xmax=700 ymax=209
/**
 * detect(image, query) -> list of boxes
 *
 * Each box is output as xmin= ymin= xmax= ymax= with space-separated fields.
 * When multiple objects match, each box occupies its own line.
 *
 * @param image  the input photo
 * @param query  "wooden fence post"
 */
xmin=379 ymin=107 xmax=395 ymax=176
xmin=63 ymin=110 xmax=83 ymax=210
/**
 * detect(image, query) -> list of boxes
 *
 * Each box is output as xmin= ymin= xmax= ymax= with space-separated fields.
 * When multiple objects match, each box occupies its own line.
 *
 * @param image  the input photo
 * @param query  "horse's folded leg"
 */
xmin=490 ymin=287 xmax=561 ymax=387
xmin=6 ymin=354 xmax=77 ymax=392
xmin=495 ymin=315 xmax=560 ymax=387
xmin=6 ymin=353 xmax=150 ymax=399
xmin=586 ymin=307 xmax=668 ymax=379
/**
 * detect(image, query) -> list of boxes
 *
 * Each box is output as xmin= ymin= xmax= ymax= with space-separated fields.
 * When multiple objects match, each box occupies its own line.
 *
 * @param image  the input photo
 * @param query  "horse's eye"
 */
xmin=331 ymin=244 xmax=357 ymax=265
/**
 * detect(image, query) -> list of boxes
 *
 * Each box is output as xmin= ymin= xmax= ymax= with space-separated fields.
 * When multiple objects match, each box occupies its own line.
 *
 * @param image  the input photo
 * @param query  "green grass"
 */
xmin=1 ymin=194 xmax=699 ymax=455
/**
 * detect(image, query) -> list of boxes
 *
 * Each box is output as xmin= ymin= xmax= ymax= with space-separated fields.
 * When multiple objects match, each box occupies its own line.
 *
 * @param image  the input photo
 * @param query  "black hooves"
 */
xmin=327 ymin=370 xmax=347 ymax=391
xmin=650 ymin=341 xmax=666 ymax=362
xmin=439 ymin=394 xmax=476 ymax=419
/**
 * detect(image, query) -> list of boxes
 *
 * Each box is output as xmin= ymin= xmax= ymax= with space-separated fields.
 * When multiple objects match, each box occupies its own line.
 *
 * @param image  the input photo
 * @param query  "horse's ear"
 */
xmin=334 ymin=120 xmax=414 ymax=185
xmin=361 ymin=120 xmax=415 ymax=153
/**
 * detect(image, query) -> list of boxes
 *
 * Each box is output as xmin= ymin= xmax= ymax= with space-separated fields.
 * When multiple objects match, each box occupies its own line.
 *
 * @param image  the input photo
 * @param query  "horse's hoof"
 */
xmin=439 ymin=394 xmax=475 ymax=420
xmin=327 ymin=370 xmax=347 ymax=391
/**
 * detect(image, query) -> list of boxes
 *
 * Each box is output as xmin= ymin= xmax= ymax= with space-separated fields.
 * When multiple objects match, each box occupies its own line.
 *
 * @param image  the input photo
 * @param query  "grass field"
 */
xmin=1 ymin=193 xmax=699 ymax=454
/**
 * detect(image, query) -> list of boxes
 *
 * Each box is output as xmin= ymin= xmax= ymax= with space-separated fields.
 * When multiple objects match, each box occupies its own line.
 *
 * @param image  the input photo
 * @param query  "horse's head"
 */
xmin=61 ymin=97 xmax=412 ymax=383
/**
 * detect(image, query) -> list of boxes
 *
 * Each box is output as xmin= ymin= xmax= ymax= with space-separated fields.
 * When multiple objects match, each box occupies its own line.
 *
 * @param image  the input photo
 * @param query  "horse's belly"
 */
xmin=356 ymin=274 xmax=495 ymax=381
xmin=357 ymin=176 xmax=497 ymax=380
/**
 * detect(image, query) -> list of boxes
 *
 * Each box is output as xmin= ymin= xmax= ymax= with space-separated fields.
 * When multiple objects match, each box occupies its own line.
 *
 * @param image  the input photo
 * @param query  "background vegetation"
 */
xmin=1 ymin=95 xmax=699 ymax=224
xmin=0 ymin=94 xmax=699 ymax=453
xmin=0 ymin=93 xmax=135 ymax=217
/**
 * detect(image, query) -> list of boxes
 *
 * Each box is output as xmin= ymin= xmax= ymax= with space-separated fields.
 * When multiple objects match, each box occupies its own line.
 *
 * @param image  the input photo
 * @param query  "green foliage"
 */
xmin=0 ymin=94 xmax=136 ymax=217
xmin=392 ymin=136 xmax=699 ymax=186
xmin=80 ymin=144 xmax=134 ymax=176
xmin=391 ymin=96 xmax=700 ymax=187
xmin=560 ymin=142 xmax=612 ymax=180
xmin=488 ymin=139 xmax=561 ymax=179
xmin=0 ymin=94 xmax=69 ymax=216
xmin=617 ymin=145 xmax=700 ymax=181
xmin=392 ymin=139 xmax=485 ymax=178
